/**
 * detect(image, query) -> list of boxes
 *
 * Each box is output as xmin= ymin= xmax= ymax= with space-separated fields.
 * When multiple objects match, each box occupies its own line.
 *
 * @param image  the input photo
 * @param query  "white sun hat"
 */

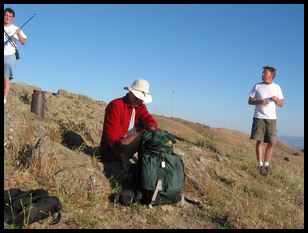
xmin=124 ymin=79 xmax=152 ymax=104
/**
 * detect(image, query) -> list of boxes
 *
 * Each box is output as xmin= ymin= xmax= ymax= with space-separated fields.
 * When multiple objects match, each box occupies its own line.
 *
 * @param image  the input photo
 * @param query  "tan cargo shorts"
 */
xmin=250 ymin=118 xmax=277 ymax=144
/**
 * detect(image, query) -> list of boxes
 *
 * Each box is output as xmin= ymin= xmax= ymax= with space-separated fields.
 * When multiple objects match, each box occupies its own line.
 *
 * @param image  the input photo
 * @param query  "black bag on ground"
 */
xmin=4 ymin=188 xmax=62 ymax=228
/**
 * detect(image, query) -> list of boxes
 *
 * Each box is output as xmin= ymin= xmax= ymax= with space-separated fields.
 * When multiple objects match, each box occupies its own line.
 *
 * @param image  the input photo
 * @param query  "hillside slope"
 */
xmin=4 ymin=83 xmax=304 ymax=229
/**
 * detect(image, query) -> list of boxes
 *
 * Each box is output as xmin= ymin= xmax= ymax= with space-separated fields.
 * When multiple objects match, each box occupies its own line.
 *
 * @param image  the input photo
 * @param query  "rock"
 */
xmin=20 ymin=137 xmax=111 ymax=201
xmin=160 ymin=205 xmax=175 ymax=212
xmin=57 ymin=89 xmax=69 ymax=96
xmin=61 ymin=130 xmax=85 ymax=149
xmin=19 ymin=93 xmax=31 ymax=104
xmin=284 ymin=157 xmax=290 ymax=161
xmin=214 ymin=154 xmax=230 ymax=163
xmin=198 ymin=157 xmax=206 ymax=163
xmin=184 ymin=195 xmax=202 ymax=206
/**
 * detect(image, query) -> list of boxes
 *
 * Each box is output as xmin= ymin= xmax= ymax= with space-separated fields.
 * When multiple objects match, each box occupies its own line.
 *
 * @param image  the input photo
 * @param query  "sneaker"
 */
xmin=259 ymin=166 xmax=267 ymax=176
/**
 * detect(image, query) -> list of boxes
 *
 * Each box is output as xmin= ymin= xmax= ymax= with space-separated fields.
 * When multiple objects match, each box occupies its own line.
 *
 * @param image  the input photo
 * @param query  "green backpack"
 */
xmin=139 ymin=130 xmax=185 ymax=205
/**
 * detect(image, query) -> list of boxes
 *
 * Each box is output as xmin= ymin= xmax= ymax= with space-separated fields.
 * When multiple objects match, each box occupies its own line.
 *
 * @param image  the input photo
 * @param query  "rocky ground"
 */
xmin=4 ymin=83 xmax=304 ymax=229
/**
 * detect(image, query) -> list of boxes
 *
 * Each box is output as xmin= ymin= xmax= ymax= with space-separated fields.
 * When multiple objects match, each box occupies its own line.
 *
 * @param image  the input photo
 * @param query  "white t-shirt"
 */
xmin=126 ymin=108 xmax=137 ymax=136
xmin=249 ymin=82 xmax=284 ymax=119
xmin=4 ymin=24 xmax=27 ymax=56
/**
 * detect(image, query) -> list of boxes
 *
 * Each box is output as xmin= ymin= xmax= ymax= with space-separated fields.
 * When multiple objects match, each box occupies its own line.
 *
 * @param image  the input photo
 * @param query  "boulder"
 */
xmin=20 ymin=137 xmax=110 ymax=201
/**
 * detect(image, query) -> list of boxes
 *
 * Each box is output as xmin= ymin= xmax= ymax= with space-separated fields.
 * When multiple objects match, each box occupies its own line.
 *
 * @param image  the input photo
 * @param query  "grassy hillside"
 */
xmin=4 ymin=83 xmax=304 ymax=229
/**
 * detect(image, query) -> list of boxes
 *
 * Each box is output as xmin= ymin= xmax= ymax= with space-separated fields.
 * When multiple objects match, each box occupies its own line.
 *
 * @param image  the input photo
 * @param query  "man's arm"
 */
xmin=16 ymin=29 xmax=26 ymax=45
xmin=271 ymin=96 xmax=284 ymax=107
xmin=248 ymin=97 xmax=266 ymax=106
xmin=138 ymin=105 xmax=158 ymax=129
xmin=103 ymin=102 xmax=125 ymax=149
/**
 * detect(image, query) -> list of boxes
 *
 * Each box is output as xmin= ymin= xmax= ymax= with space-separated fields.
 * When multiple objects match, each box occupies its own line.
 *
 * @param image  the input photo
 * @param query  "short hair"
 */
xmin=4 ymin=8 xmax=15 ymax=18
xmin=263 ymin=65 xmax=277 ymax=79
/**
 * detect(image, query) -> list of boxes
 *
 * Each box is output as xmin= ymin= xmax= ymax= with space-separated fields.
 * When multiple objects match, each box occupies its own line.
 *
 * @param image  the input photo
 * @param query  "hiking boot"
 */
xmin=264 ymin=166 xmax=272 ymax=176
xmin=259 ymin=166 xmax=267 ymax=176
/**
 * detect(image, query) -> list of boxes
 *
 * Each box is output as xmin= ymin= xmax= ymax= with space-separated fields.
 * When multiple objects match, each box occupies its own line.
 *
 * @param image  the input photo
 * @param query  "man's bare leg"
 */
xmin=120 ymin=153 xmax=130 ymax=172
xmin=4 ymin=77 xmax=11 ymax=103
xmin=256 ymin=141 xmax=263 ymax=165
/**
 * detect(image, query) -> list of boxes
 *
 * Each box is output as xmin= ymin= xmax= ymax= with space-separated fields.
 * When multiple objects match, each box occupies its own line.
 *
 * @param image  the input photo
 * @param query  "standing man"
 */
xmin=99 ymin=79 xmax=159 ymax=171
xmin=248 ymin=66 xmax=284 ymax=176
xmin=4 ymin=7 xmax=27 ymax=104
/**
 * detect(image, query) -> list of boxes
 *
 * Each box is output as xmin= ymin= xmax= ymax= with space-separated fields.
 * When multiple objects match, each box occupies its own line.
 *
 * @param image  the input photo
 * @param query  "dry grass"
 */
xmin=4 ymin=83 xmax=304 ymax=229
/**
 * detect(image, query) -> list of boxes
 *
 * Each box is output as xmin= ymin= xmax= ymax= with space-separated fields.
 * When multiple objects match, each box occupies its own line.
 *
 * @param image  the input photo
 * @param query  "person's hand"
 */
xmin=270 ymin=96 xmax=278 ymax=103
xmin=139 ymin=128 xmax=147 ymax=133
xmin=15 ymin=28 xmax=21 ymax=35
xmin=149 ymin=126 xmax=156 ymax=130
xmin=261 ymin=99 xmax=270 ymax=106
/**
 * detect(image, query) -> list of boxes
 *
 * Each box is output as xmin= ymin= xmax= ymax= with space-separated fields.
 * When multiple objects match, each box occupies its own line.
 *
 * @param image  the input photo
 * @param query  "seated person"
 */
xmin=99 ymin=79 xmax=159 ymax=171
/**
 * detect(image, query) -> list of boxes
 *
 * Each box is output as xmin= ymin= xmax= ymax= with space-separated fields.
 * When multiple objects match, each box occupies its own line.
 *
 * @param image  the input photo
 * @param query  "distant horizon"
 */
xmin=277 ymin=135 xmax=304 ymax=150
xmin=6 ymin=4 xmax=304 ymax=137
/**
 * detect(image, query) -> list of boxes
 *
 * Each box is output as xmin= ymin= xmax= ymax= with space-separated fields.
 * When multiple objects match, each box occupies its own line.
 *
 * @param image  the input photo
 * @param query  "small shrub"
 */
xmin=195 ymin=136 xmax=220 ymax=154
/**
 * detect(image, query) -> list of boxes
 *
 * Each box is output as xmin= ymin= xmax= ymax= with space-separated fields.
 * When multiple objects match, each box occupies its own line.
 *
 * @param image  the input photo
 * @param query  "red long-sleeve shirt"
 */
xmin=99 ymin=94 xmax=158 ymax=159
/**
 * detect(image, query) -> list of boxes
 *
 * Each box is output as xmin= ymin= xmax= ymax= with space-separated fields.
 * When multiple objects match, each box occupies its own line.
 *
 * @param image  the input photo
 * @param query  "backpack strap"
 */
xmin=149 ymin=179 xmax=163 ymax=208
xmin=49 ymin=212 xmax=61 ymax=225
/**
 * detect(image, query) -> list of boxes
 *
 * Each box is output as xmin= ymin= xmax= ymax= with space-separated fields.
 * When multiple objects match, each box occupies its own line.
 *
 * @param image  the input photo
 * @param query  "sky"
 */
xmin=4 ymin=4 xmax=304 ymax=137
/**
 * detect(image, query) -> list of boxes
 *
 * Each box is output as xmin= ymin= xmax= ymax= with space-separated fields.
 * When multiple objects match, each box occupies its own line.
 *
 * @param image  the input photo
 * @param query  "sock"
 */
xmin=258 ymin=161 xmax=263 ymax=167
xmin=4 ymin=98 xmax=7 ymax=104
xmin=264 ymin=162 xmax=269 ymax=167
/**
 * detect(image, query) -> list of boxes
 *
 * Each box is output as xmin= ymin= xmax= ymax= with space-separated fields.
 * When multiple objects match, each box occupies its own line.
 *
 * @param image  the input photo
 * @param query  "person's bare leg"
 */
xmin=256 ymin=141 xmax=263 ymax=164
xmin=120 ymin=153 xmax=130 ymax=172
xmin=4 ymin=77 xmax=11 ymax=102
xmin=264 ymin=143 xmax=274 ymax=164
xmin=121 ymin=131 xmax=144 ymax=148
xmin=119 ymin=131 xmax=145 ymax=170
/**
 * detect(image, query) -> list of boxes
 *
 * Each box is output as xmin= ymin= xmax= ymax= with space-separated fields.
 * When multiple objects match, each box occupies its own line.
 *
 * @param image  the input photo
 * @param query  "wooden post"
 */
xmin=31 ymin=90 xmax=45 ymax=118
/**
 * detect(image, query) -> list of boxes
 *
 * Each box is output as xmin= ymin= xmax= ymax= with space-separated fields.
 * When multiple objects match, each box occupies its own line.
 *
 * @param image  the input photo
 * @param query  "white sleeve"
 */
xmin=277 ymin=85 xmax=284 ymax=99
xmin=20 ymin=29 xmax=27 ymax=39
xmin=249 ymin=85 xmax=256 ymax=98
xmin=13 ymin=27 xmax=27 ymax=40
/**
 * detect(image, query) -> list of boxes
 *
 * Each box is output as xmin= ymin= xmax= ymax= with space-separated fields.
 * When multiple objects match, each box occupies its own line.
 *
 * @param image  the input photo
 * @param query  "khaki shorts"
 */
xmin=250 ymin=118 xmax=277 ymax=144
